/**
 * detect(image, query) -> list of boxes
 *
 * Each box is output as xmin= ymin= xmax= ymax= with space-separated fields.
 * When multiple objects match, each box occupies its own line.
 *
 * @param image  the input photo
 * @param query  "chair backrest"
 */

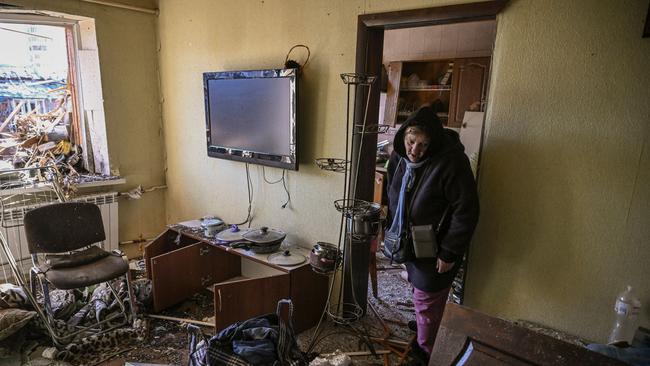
xmin=24 ymin=202 xmax=106 ymax=254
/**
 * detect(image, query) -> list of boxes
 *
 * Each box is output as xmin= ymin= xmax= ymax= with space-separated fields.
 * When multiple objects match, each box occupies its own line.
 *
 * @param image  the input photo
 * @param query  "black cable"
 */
xmin=234 ymin=163 xmax=253 ymax=227
xmin=280 ymin=170 xmax=291 ymax=208
xmin=246 ymin=163 xmax=253 ymax=227
xmin=262 ymin=167 xmax=291 ymax=209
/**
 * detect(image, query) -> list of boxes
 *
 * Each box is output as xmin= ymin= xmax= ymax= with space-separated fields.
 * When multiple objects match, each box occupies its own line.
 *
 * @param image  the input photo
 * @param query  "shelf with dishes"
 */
xmin=384 ymin=58 xmax=490 ymax=128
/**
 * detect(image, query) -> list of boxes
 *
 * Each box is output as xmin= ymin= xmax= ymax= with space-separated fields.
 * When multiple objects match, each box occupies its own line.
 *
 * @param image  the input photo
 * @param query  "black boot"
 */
xmin=401 ymin=340 xmax=429 ymax=365
xmin=408 ymin=320 xmax=418 ymax=332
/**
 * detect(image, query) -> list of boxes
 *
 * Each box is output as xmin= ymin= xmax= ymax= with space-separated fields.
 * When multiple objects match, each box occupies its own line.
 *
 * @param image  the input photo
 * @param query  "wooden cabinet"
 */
xmin=384 ymin=58 xmax=490 ymax=128
xmin=448 ymin=57 xmax=490 ymax=128
xmin=213 ymin=273 xmax=290 ymax=331
xmin=144 ymin=226 xmax=328 ymax=333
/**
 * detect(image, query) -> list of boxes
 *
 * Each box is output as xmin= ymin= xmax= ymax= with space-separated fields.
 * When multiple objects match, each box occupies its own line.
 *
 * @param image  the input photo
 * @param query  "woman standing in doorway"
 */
xmin=385 ymin=105 xmax=479 ymax=360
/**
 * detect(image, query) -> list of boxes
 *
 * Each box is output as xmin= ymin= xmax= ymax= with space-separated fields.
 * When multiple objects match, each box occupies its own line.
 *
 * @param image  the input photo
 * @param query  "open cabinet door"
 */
xmin=149 ymin=242 xmax=240 ymax=312
xmin=213 ymin=274 xmax=290 ymax=331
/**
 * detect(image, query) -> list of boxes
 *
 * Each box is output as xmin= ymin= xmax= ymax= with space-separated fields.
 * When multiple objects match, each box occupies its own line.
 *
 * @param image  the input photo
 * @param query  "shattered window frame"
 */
xmin=0 ymin=11 xmax=110 ymax=190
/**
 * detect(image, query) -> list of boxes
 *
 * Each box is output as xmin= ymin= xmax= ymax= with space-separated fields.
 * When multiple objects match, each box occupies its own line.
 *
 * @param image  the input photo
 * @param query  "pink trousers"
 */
xmin=413 ymin=286 xmax=451 ymax=355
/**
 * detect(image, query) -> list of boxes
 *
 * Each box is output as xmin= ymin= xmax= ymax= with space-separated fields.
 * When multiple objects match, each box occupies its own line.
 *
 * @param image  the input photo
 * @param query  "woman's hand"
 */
xmin=436 ymin=258 xmax=455 ymax=273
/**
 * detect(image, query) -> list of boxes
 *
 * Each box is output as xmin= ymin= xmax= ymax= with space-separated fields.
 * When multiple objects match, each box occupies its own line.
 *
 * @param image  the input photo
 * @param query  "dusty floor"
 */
xmin=111 ymin=255 xmax=417 ymax=365
xmin=0 ymin=254 xmax=417 ymax=365
xmin=4 ymin=254 xmax=590 ymax=365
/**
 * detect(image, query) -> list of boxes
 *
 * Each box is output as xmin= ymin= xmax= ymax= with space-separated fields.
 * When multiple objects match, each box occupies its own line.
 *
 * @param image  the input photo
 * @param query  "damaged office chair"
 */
xmin=24 ymin=202 xmax=136 ymax=346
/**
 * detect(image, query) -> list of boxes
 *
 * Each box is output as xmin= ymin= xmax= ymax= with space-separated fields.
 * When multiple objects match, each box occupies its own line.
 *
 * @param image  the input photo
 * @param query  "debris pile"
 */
xmin=0 ymin=90 xmax=85 ymax=179
xmin=0 ymin=278 xmax=153 ymax=365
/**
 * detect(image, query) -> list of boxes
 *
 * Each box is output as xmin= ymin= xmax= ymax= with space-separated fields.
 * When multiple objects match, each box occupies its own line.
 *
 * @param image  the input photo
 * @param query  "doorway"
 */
xmin=353 ymin=0 xmax=508 ymax=304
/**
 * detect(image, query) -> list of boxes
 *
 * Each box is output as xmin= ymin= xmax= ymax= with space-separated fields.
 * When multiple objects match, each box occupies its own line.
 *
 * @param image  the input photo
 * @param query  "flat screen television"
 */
xmin=203 ymin=68 xmax=298 ymax=170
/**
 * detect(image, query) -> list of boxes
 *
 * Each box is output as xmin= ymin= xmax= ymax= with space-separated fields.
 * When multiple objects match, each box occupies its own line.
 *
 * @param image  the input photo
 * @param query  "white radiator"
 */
xmin=0 ymin=192 xmax=119 ymax=274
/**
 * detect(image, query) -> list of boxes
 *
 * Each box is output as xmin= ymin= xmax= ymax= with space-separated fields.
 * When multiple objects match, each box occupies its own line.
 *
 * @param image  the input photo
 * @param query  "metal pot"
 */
xmin=201 ymin=218 xmax=225 ymax=237
xmin=243 ymin=226 xmax=286 ymax=245
xmin=239 ymin=226 xmax=286 ymax=254
xmin=230 ymin=241 xmax=282 ymax=254
xmin=309 ymin=242 xmax=340 ymax=273
xmin=349 ymin=202 xmax=382 ymax=240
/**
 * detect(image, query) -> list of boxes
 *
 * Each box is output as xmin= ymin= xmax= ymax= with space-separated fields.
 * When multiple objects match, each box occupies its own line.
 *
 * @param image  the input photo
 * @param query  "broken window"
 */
xmin=0 ymin=11 xmax=111 ymax=189
xmin=0 ymin=23 xmax=77 ymax=171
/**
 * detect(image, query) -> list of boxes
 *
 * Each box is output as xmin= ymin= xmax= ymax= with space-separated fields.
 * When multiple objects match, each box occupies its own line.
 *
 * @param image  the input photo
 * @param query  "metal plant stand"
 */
xmin=308 ymin=73 xmax=414 ymax=363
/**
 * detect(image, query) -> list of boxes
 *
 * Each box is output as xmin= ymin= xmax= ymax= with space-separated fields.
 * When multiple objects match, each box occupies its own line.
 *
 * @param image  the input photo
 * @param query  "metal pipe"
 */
xmin=79 ymin=0 xmax=158 ymax=15
xmin=119 ymin=237 xmax=154 ymax=245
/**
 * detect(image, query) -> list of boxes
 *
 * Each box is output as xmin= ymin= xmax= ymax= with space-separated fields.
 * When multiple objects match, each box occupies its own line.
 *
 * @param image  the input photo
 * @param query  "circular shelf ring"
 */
xmin=340 ymin=73 xmax=376 ymax=86
xmin=326 ymin=302 xmax=364 ymax=325
xmin=315 ymin=158 xmax=348 ymax=173
xmin=353 ymin=124 xmax=390 ymax=135
xmin=334 ymin=198 xmax=376 ymax=216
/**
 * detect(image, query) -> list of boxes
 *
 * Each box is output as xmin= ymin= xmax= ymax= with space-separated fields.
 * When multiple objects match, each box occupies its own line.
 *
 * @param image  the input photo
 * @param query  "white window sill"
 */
xmin=0 ymin=176 xmax=125 ymax=197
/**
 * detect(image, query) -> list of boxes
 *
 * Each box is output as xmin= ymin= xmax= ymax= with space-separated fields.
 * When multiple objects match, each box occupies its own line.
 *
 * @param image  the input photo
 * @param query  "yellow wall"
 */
xmin=158 ymin=0 xmax=649 ymax=342
xmin=5 ymin=0 xmax=166 ymax=243
xmin=470 ymin=0 xmax=650 ymax=342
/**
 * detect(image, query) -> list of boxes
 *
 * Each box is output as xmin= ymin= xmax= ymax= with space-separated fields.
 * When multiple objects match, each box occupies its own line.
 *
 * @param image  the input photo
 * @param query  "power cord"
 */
xmin=284 ymin=44 xmax=310 ymax=72
xmin=234 ymin=163 xmax=254 ymax=227
xmin=262 ymin=166 xmax=291 ymax=209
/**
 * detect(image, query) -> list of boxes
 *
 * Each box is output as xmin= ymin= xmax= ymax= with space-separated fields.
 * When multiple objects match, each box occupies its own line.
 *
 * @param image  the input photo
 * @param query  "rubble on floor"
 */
xmin=1 ymin=254 xmax=596 ymax=365
xmin=0 ymin=255 xmax=416 ymax=365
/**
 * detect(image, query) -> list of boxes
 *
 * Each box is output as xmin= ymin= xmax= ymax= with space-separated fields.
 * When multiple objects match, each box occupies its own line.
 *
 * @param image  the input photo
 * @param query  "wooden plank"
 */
xmin=146 ymin=314 xmax=214 ymax=327
xmin=384 ymin=62 xmax=402 ymax=126
xmin=346 ymin=350 xmax=391 ymax=356
xmin=289 ymin=264 xmax=329 ymax=333
xmin=77 ymin=49 xmax=111 ymax=174
xmin=150 ymin=242 xmax=240 ymax=312
xmin=213 ymin=273 xmax=289 ymax=332
xmin=65 ymin=27 xmax=82 ymax=147
xmin=358 ymin=0 xmax=509 ymax=28
xmin=0 ymin=101 xmax=25 ymax=132
xmin=429 ymin=304 xmax=628 ymax=366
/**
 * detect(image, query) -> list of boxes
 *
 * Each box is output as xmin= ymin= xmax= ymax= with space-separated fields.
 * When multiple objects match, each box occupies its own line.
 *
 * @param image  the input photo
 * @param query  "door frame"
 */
xmin=352 ymin=0 xmax=509 ymax=202
xmin=352 ymin=1 xmax=508 ymax=304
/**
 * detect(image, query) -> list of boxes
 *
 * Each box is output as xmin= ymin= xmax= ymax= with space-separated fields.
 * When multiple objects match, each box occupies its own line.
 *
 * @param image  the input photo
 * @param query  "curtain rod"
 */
xmin=79 ymin=0 xmax=158 ymax=15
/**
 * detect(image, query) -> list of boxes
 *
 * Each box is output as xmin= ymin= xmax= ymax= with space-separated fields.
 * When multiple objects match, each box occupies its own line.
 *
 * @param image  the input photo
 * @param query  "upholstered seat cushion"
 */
xmin=44 ymin=254 xmax=128 ymax=290
xmin=45 ymin=246 xmax=111 ymax=269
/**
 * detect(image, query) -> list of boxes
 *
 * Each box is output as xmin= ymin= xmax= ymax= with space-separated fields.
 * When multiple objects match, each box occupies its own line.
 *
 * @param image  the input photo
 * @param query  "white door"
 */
xmin=459 ymin=111 xmax=485 ymax=177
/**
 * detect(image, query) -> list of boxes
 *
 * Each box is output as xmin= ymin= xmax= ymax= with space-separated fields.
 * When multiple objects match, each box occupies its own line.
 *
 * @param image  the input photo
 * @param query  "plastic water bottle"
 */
xmin=608 ymin=285 xmax=642 ymax=345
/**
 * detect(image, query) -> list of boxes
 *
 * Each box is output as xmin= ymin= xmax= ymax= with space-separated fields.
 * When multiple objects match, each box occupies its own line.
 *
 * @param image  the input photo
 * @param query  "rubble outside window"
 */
xmin=0 ymin=13 xmax=113 ymax=195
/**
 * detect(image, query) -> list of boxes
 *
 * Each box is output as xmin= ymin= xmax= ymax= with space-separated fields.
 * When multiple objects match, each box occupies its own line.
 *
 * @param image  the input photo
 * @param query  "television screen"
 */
xmin=203 ymin=68 xmax=298 ymax=170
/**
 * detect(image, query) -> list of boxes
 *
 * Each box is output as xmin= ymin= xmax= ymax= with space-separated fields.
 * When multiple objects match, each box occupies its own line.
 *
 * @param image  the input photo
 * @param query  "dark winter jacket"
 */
xmin=386 ymin=113 xmax=479 ymax=293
